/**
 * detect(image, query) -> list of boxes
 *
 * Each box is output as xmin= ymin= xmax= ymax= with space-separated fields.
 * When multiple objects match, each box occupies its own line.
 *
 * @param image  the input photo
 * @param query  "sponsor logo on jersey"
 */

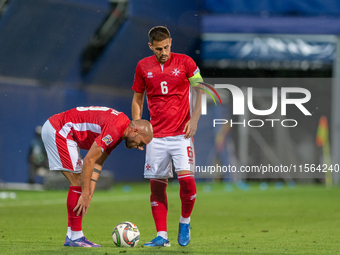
xmin=147 ymin=72 xmax=153 ymax=78
xmin=102 ymin=135 xmax=113 ymax=145
xmin=172 ymin=68 xmax=180 ymax=76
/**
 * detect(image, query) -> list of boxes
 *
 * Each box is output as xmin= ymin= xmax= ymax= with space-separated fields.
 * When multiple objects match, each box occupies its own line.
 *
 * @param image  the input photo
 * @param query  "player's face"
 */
xmin=149 ymin=38 xmax=172 ymax=64
xmin=125 ymin=134 xmax=151 ymax=150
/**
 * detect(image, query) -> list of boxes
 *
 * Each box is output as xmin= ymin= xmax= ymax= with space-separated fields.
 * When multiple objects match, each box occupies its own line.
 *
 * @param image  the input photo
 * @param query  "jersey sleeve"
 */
xmin=185 ymin=56 xmax=200 ymax=79
xmin=95 ymin=114 xmax=129 ymax=155
xmin=132 ymin=62 xmax=146 ymax=93
xmin=95 ymin=128 xmax=121 ymax=155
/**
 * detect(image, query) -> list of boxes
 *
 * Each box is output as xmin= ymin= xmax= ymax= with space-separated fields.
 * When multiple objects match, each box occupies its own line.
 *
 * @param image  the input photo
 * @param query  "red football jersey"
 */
xmin=48 ymin=106 xmax=130 ymax=154
xmin=132 ymin=53 xmax=199 ymax=138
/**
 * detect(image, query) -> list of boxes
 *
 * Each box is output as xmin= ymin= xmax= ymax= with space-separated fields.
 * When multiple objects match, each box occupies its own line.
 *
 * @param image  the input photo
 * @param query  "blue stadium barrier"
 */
xmin=0 ymin=81 xmax=147 ymax=183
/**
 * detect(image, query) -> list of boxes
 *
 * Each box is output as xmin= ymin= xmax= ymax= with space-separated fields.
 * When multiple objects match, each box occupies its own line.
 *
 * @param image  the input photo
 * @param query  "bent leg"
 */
xmin=61 ymin=171 xmax=84 ymax=241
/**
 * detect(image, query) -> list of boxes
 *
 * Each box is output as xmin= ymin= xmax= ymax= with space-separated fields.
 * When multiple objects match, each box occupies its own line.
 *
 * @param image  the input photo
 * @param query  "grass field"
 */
xmin=0 ymin=181 xmax=339 ymax=255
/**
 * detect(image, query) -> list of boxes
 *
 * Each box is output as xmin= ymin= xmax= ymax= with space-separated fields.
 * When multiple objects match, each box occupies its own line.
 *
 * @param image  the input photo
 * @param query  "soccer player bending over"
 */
xmin=41 ymin=106 xmax=153 ymax=247
xmin=131 ymin=26 xmax=204 ymax=247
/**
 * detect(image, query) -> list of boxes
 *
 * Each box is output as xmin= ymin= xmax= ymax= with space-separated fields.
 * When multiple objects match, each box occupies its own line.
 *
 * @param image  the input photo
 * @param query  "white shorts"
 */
xmin=144 ymin=135 xmax=195 ymax=179
xmin=41 ymin=120 xmax=83 ymax=173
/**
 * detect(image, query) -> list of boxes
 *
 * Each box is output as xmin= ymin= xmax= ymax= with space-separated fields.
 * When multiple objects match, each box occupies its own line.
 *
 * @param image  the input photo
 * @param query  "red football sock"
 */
xmin=178 ymin=174 xmax=196 ymax=218
xmin=150 ymin=179 xmax=168 ymax=232
xmin=67 ymin=186 xmax=82 ymax=232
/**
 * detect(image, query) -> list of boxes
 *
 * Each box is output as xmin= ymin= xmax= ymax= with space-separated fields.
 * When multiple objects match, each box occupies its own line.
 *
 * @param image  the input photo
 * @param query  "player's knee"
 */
xmin=177 ymin=170 xmax=191 ymax=176
xmin=150 ymin=179 xmax=168 ymax=194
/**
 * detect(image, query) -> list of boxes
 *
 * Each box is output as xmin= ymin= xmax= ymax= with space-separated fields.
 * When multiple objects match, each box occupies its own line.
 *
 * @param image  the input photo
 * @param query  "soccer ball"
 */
xmin=112 ymin=221 xmax=140 ymax=247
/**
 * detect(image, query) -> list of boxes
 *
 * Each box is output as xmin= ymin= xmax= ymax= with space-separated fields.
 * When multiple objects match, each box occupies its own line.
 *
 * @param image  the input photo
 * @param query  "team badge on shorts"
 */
xmin=102 ymin=135 xmax=113 ymax=145
xmin=145 ymin=163 xmax=152 ymax=171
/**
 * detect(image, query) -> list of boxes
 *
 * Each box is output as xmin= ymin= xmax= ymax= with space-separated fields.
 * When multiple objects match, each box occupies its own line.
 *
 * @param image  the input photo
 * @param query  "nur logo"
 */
xmin=195 ymin=82 xmax=223 ymax=115
xmin=194 ymin=83 xmax=312 ymax=128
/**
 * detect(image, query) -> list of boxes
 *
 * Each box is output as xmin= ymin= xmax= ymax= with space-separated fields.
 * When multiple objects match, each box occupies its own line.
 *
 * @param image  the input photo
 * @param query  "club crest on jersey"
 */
xmin=102 ymin=135 xmax=113 ymax=145
xmin=172 ymin=68 xmax=180 ymax=76
xmin=147 ymin=72 xmax=153 ymax=78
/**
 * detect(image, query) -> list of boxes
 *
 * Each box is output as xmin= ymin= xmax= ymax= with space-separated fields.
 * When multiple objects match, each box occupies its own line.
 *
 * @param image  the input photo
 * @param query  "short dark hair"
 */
xmin=148 ymin=26 xmax=171 ymax=45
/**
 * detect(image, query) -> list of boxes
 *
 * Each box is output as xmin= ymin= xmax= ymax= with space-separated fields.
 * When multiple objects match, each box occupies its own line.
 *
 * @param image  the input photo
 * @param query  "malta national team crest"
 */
xmin=172 ymin=68 xmax=180 ymax=76
xmin=76 ymin=159 xmax=82 ymax=167
xmin=145 ymin=163 xmax=152 ymax=171
xmin=102 ymin=135 xmax=113 ymax=145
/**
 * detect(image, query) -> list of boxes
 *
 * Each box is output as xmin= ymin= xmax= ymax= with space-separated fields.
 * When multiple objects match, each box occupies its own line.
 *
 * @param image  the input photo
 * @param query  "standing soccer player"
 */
xmin=131 ymin=26 xmax=204 ymax=247
xmin=41 ymin=106 xmax=153 ymax=247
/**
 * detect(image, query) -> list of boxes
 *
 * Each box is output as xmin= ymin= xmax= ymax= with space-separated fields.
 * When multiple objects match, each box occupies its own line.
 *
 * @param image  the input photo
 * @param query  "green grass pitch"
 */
xmin=0 ymin=182 xmax=339 ymax=254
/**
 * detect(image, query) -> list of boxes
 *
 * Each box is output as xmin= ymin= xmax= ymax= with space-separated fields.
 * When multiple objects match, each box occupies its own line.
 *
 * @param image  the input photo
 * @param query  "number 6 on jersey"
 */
xmin=161 ymin=81 xmax=168 ymax=94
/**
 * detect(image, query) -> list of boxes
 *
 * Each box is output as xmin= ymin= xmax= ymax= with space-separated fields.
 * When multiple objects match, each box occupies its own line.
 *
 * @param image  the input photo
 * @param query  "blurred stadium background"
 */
xmin=1 ymin=0 xmax=340 ymax=187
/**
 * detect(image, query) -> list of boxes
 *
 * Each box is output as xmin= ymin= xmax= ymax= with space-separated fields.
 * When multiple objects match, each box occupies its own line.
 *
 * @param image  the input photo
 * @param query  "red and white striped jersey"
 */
xmin=132 ymin=53 xmax=199 ymax=138
xmin=48 ymin=106 xmax=130 ymax=154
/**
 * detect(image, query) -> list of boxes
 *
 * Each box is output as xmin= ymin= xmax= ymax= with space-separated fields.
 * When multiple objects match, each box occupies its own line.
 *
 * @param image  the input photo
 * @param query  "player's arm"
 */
xmin=132 ymin=91 xmax=145 ymax=120
xmin=183 ymin=72 xmax=205 ymax=138
xmin=74 ymin=141 xmax=105 ymax=217
xmin=89 ymin=151 xmax=109 ymax=198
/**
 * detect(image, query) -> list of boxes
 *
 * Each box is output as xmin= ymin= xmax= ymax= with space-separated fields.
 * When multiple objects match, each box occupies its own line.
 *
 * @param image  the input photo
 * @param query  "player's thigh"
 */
xmin=168 ymin=135 xmax=195 ymax=172
xmin=61 ymin=171 xmax=81 ymax=186
xmin=144 ymin=137 xmax=172 ymax=179
xmin=41 ymin=120 xmax=82 ymax=173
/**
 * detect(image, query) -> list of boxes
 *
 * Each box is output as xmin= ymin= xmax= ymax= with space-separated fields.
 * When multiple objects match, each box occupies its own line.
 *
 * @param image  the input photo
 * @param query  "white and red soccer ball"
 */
xmin=112 ymin=221 xmax=140 ymax=247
